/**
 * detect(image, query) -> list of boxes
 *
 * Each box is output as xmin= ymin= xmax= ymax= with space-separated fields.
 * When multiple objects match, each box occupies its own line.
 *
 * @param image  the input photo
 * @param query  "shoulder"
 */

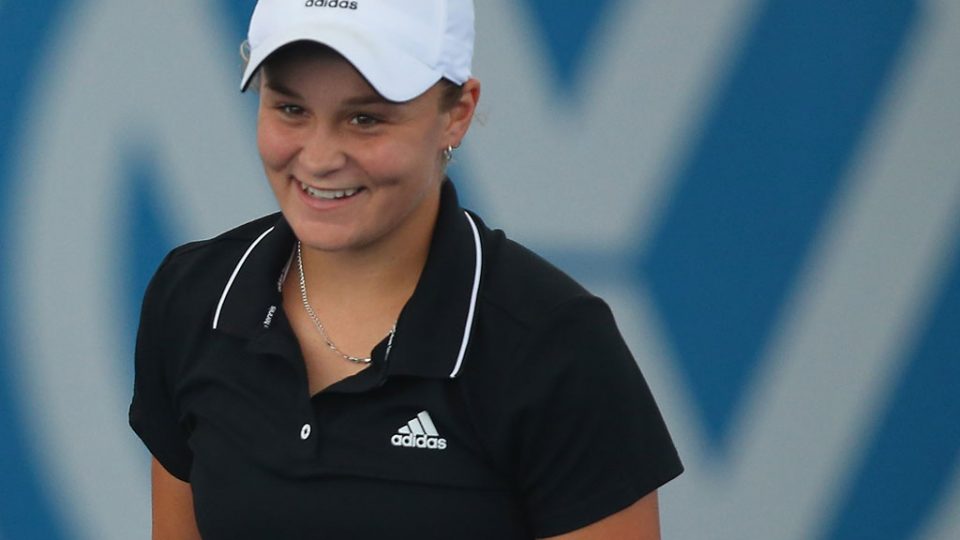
xmin=143 ymin=213 xmax=282 ymax=327
xmin=150 ymin=213 xmax=281 ymax=291
xmin=476 ymin=219 xmax=594 ymax=332
xmin=463 ymin=215 xmax=624 ymax=390
xmin=458 ymin=220 xmax=683 ymax=537
xmin=469 ymin=223 xmax=625 ymax=375
xmin=155 ymin=213 xmax=281 ymax=285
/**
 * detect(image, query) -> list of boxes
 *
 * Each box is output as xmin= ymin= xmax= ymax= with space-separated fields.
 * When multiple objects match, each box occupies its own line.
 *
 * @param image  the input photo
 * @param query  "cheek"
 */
xmin=257 ymin=117 xmax=299 ymax=170
xmin=359 ymin=138 xmax=420 ymax=176
xmin=362 ymin=124 xmax=444 ymax=178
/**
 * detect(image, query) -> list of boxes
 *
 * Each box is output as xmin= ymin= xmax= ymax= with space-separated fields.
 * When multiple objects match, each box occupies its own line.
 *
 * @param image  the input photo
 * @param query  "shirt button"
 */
xmin=300 ymin=423 xmax=312 ymax=440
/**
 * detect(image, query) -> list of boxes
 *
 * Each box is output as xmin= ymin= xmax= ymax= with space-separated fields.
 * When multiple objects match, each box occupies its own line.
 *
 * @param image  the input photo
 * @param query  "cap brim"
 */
xmin=240 ymin=22 xmax=443 ymax=102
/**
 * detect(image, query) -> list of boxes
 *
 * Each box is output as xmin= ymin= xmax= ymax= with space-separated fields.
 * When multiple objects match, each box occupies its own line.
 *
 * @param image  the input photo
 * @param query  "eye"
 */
xmin=349 ymin=113 xmax=380 ymax=127
xmin=277 ymin=104 xmax=305 ymax=117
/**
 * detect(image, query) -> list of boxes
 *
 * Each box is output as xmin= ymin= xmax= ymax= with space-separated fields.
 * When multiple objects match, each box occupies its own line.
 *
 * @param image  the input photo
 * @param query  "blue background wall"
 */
xmin=2 ymin=1 xmax=958 ymax=538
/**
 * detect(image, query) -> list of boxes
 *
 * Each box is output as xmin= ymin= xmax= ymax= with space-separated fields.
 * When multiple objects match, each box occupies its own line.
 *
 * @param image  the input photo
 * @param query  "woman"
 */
xmin=130 ymin=0 xmax=683 ymax=538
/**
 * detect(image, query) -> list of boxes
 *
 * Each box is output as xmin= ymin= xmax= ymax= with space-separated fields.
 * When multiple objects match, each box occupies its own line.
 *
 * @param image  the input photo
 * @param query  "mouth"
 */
xmin=298 ymin=180 xmax=365 ymax=201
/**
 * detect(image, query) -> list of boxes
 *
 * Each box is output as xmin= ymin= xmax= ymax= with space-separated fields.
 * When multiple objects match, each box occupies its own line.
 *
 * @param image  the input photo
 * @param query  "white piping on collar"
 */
xmin=277 ymin=243 xmax=296 ymax=293
xmin=212 ymin=226 xmax=275 ymax=330
xmin=450 ymin=211 xmax=482 ymax=378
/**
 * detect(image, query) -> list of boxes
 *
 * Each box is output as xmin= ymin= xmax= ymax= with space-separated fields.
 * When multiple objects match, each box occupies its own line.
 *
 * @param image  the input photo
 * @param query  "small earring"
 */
xmin=442 ymin=145 xmax=454 ymax=163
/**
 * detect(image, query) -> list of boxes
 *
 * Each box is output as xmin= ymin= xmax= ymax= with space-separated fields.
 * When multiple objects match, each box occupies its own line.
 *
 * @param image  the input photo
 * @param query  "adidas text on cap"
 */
xmin=240 ymin=0 xmax=475 ymax=102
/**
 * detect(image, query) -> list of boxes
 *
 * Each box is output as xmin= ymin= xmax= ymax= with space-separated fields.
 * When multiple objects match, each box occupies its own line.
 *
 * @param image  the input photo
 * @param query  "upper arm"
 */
xmin=540 ymin=491 xmax=661 ymax=540
xmin=151 ymin=458 xmax=202 ymax=540
xmin=130 ymin=252 xmax=194 ymax=480
xmin=490 ymin=297 xmax=682 ymax=537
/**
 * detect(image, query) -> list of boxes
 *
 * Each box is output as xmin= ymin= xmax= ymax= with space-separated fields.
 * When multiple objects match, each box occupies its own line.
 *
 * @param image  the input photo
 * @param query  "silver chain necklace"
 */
xmin=296 ymin=241 xmax=396 ymax=364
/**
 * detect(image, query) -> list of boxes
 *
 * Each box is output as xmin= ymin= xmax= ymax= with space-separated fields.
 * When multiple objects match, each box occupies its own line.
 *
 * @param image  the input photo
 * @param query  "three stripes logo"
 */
xmin=390 ymin=410 xmax=447 ymax=450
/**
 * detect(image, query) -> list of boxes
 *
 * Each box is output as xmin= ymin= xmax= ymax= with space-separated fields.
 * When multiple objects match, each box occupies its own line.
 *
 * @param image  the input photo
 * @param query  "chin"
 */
xmin=291 ymin=225 xmax=357 ymax=252
xmin=292 ymin=217 xmax=382 ymax=253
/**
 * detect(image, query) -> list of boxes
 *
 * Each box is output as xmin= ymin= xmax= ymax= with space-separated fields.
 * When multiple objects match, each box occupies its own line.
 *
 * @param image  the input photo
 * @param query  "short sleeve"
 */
xmin=504 ymin=297 xmax=682 ymax=537
xmin=128 ymin=252 xmax=194 ymax=481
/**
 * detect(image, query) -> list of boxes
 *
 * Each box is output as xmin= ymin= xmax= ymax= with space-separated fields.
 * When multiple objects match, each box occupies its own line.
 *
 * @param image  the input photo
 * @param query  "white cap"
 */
xmin=241 ymin=0 xmax=474 ymax=102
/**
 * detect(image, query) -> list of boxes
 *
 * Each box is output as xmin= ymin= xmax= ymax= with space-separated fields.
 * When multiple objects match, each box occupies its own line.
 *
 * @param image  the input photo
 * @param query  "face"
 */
xmin=256 ymin=47 xmax=475 ymax=254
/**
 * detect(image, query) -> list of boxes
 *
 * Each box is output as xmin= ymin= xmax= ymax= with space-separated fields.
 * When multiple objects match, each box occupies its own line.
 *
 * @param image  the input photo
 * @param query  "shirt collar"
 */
xmin=211 ymin=180 xmax=483 ymax=380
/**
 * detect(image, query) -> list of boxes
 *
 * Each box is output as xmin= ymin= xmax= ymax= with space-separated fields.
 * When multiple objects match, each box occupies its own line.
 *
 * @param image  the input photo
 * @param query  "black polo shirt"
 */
xmin=130 ymin=181 xmax=682 ymax=539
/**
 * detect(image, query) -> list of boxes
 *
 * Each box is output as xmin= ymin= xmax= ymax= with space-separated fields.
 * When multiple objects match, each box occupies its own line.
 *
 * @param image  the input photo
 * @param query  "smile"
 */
xmin=299 ymin=181 xmax=364 ymax=200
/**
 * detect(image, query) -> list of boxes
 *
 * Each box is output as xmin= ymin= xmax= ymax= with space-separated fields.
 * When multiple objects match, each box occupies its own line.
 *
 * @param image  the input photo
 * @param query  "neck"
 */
xmin=292 ymin=187 xmax=440 ymax=315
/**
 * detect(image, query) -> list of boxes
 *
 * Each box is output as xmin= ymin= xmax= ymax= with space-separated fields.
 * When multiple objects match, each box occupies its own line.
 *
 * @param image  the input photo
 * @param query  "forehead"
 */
xmin=257 ymin=41 xmax=449 ymax=110
xmin=261 ymin=42 xmax=377 ymax=95
xmin=264 ymin=42 xmax=345 ymax=71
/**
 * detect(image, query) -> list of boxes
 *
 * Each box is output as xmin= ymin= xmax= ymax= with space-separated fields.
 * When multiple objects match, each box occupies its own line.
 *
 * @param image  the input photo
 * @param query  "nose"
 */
xmin=297 ymin=125 xmax=347 ymax=179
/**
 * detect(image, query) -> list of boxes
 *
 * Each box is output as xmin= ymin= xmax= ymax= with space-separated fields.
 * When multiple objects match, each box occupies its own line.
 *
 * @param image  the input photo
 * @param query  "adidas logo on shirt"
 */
xmin=390 ymin=411 xmax=447 ymax=450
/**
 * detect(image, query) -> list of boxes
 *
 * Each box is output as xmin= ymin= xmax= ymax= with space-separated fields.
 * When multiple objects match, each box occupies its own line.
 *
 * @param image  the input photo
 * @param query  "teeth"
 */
xmin=300 ymin=182 xmax=361 ymax=200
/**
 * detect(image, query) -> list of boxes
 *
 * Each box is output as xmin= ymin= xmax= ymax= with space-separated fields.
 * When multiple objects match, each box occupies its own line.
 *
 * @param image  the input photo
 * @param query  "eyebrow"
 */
xmin=264 ymin=80 xmax=392 ymax=108
xmin=264 ymin=81 xmax=304 ymax=99
xmin=343 ymin=93 xmax=393 ymax=107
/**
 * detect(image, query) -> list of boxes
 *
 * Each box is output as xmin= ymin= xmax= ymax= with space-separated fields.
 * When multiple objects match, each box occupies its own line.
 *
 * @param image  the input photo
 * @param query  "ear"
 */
xmin=442 ymin=78 xmax=481 ymax=148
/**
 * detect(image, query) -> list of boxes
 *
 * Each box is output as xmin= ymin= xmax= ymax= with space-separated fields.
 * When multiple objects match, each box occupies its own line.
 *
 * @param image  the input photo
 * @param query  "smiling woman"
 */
xmin=256 ymin=43 xmax=469 ymax=257
xmin=128 ymin=1 xmax=682 ymax=539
